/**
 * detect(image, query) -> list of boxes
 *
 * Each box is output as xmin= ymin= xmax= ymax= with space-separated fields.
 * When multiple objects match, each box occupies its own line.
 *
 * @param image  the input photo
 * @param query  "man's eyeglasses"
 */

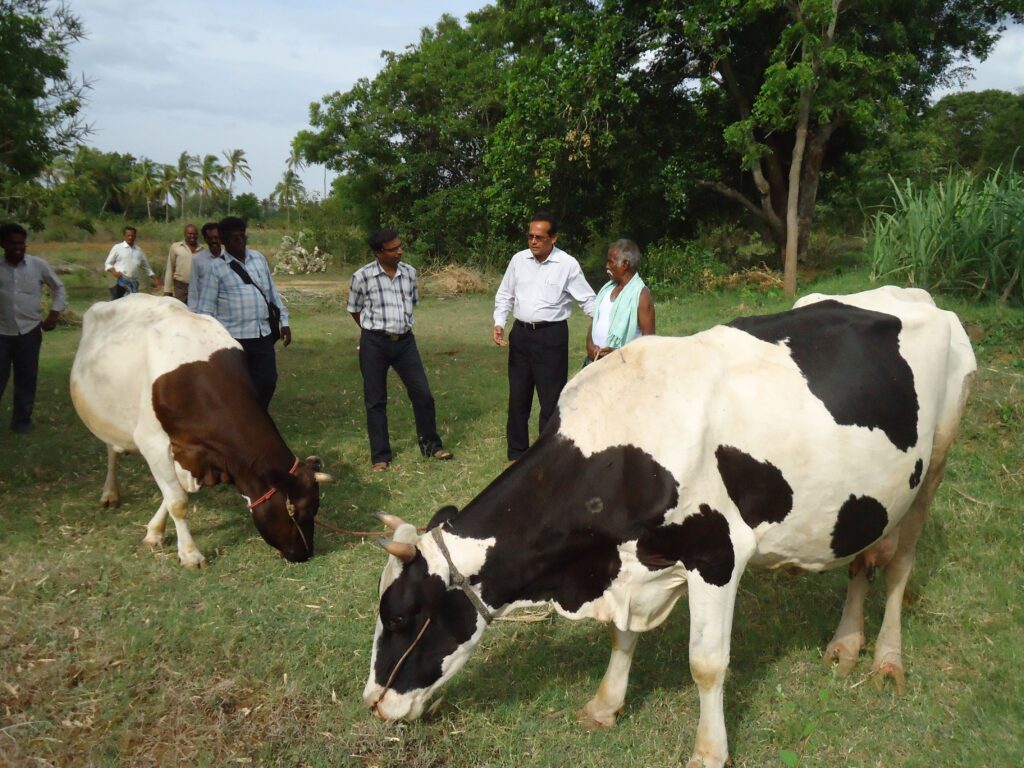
xmin=526 ymin=234 xmax=550 ymax=242
xmin=380 ymin=243 xmax=403 ymax=253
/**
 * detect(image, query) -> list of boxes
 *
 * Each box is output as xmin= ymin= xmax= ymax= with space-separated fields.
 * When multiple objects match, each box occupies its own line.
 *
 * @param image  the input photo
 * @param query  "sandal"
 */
xmin=372 ymin=461 xmax=390 ymax=472
xmin=432 ymin=449 xmax=454 ymax=461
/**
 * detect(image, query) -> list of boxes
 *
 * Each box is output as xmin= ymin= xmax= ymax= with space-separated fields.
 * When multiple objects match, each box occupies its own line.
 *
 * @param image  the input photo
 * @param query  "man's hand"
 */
xmin=493 ymin=325 xmax=507 ymax=347
xmin=281 ymin=326 xmax=292 ymax=347
xmin=40 ymin=311 xmax=60 ymax=332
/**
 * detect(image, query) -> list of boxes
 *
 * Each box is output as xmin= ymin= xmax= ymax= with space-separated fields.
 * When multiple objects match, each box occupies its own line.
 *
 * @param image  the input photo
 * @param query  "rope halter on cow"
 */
xmin=246 ymin=457 xmax=311 ymax=556
xmin=430 ymin=526 xmax=493 ymax=624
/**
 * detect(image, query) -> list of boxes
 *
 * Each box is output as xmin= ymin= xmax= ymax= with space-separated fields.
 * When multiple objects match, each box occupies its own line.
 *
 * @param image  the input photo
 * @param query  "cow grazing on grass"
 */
xmin=70 ymin=294 xmax=332 ymax=567
xmin=363 ymin=287 xmax=975 ymax=768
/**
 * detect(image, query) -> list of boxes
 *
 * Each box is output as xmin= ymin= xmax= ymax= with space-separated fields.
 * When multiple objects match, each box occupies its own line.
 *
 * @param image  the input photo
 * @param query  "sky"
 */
xmin=66 ymin=2 xmax=1024 ymax=201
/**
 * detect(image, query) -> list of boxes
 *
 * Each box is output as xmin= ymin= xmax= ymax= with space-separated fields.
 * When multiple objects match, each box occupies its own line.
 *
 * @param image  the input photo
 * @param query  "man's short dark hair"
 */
xmin=123 ymin=226 xmax=137 ymax=235
xmin=369 ymin=228 xmax=399 ymax=252
xmin=0 ymin=223 xmax=28 ymax=241
xmin=201 ymin=222 xmax=219 ymax=238
xmin=530 ymin=211 xmax=558 ymax=236
xmin=218 ymin=216 xmax=246 ymax=237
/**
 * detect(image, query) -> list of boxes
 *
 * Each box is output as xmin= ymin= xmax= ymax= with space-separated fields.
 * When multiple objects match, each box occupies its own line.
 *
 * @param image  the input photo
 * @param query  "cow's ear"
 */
xmin=427 ymin=505 xmax=459 ymax=530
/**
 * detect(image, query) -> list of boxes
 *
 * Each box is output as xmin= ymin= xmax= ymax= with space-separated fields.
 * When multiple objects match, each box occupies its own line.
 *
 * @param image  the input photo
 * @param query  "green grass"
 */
xmin=1 ymin=262 xmax=1022 ymax=767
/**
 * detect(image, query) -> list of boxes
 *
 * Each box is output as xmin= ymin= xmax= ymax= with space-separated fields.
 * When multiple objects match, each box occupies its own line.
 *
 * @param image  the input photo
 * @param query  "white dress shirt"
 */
xmin=493 ymin=247 xmax=596 ymax=327
xmin=0 ymin=254 xmax=68 ymax=335
xmin=104 ymin=241 xmax=154 ymax=279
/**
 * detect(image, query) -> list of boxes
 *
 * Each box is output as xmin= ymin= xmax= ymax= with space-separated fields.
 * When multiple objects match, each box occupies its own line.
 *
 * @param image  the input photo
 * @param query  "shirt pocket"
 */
xmin=541 ymin=277 xmax=564 ymax=304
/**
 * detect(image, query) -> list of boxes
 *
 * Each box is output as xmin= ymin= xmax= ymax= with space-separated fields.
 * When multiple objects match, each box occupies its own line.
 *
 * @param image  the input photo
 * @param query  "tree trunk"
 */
xmin=785 ymin=86 xmax=813 ymax=296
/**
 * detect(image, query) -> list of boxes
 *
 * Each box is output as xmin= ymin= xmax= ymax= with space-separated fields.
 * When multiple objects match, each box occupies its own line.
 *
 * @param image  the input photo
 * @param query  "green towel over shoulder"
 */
xmin=593 ymin=272 xmax=646 ymax=349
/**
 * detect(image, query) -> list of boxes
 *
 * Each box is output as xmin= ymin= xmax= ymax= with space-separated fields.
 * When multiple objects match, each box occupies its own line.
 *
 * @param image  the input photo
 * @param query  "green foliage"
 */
xmin=0 ymin=0 xmax=89 ymax=225
xmin=869 ymin=168 xmax=1024 ymax=303
xmin=233 ymin=192 xmax=262 ymax=223
xmin=643 ymin=238 xmax=728 ymax=294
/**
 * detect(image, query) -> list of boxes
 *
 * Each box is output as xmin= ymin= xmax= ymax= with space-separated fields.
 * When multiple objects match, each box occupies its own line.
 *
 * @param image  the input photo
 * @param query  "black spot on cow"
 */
xmin=637 ymin=504 xmax=735 ymax=586
xmin=728 ymin=300 xmax=919 ymax=452
xmin=909 ymin=458 xmax=923 ymax=489
xmin=831 ymin=494 xmax=889 ymax=558
xmin=373 ymin=553 xmax=479 ymax=691
xmin=448 ymin=413 xmax=683 ymax=613
xmin=715 ymin=445 xmax=793 ymax=528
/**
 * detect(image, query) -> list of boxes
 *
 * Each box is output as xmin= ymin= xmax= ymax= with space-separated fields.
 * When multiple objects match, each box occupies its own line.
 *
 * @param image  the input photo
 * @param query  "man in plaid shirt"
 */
xmin=347 ymin=229 xmax=452 ymax=471
xmin=195 ymin=216 xmax=290 ymax=410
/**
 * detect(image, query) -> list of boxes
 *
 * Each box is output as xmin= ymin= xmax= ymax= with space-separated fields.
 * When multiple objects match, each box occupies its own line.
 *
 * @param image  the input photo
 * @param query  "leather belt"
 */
xmin=514 ymin=319 xmax=565 ymax=330
xmin=365 ymin=328 xmax=411 ymax=341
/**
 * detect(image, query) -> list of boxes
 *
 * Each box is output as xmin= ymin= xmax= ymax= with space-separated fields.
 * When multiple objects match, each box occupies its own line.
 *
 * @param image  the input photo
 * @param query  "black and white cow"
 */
xmin=363 ymin=286 xmax=976 ymax=768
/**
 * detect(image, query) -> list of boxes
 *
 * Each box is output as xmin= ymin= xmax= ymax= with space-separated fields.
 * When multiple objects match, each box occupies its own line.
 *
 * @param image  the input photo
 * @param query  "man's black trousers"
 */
xmin=506 ymin=319 xmax=568 ymax=461
xmin=238 ymin=335 xmax=278 ymax=411
xmin=359 ymin=329 xmax=442 ymax=464
xmin=0 ymin=327 xmax=43 ymax=431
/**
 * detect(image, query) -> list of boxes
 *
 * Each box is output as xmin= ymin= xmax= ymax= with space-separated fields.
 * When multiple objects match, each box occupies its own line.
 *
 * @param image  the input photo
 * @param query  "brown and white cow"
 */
xmin=363 ymin=286 xmax=975 ymax=768
xmin=70 ymin=294 xmax=332 ymax=567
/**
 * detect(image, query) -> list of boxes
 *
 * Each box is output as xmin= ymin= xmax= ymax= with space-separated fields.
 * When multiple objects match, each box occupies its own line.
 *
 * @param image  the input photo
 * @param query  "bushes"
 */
xmin=271 ymin=232 xmax=331 ymax=275
xmin=868 ymin=168 xmax=1024 ymax=303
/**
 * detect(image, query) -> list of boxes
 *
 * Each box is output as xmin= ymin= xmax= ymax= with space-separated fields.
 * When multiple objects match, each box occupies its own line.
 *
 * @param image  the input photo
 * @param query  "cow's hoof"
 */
xmin=871 ymin=660 xmax=906 ymax=693
xmin=142 ymin=536 xmax=163 ymax=550
xmin=823 ymin=635 xmax=864 ymax=676
xmin=686 ymin=754 xmax=731 ymax=768
xmin=179 ymin=553 xmax=207 ymax=569
xmin=100 ymin=495 xmax=120 ymax=508
xmin=577 ymin=703 xmax=618 ymax=730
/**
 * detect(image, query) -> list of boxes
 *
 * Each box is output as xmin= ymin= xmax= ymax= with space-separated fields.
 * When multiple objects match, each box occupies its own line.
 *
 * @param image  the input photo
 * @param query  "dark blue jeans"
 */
xmin=359 ymin=329 xmax=442 ymax=464
xmin=0 ymin=327 xmax=43 ymax=430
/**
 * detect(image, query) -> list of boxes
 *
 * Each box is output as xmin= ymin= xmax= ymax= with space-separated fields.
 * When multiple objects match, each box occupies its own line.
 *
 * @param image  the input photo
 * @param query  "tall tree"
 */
xmin=0 ymin=0 xmax=90 ymax=223
xmin=196 ymin=153 xmax=223 ymax=217
xmin=273 ymin=169 xmax=305 ymax=228
xmin=630 ymin=0 xmax=1023 ymax=292
xmin=222 ymin=148 xmax=252 ymax=210
xmin=157 ymin=164 xmax=179 ymax=223
xmin=176 ymin=151 xmax=197 ymax=219
xmin=128 ymin=158 xmax=160 ymax=220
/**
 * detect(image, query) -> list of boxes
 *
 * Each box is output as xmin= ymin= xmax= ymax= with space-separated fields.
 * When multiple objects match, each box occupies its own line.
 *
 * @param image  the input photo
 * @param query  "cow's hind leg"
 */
xmin=578 ymin=626 xmax=639 ymax=729
xmin=100 ymin=445 xmax=120 ymax=507
xmin=870 ymin=452 xmax=950 ymax=692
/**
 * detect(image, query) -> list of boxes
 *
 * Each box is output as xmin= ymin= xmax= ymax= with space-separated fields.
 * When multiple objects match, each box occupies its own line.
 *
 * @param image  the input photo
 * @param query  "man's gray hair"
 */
xmin=609 ymin=239 xmax=641 ymax=270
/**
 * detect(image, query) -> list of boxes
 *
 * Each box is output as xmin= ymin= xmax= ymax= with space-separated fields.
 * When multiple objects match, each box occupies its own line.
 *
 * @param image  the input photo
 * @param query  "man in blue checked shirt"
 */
xmin=347 ymin=229 xmax=452 ymax=472
xmin=195 ymin=216 xmax=290 ymax=410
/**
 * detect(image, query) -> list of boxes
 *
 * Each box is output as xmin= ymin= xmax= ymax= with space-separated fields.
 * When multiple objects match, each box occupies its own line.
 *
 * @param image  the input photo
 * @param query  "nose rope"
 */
xmin=372 ymin=616 xmax=433 ymax=710
xmin=287 ymin=503 xmax=312 ymax=556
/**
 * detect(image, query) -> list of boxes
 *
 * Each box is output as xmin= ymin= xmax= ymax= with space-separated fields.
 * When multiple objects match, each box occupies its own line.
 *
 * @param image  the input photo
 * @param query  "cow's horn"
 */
xmin=378 ymin=538 xmax=416 ymax=563
xmin=375 ymin=511 xmax=407 ymax=531
xmin=304 ymin=455 xmax=323 ymax=471
xmin=314 ymin=472 xmax=334 ymax=484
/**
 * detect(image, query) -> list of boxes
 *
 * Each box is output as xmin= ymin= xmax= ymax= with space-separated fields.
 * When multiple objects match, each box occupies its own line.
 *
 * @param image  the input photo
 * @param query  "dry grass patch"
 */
xmin=422 ymin=264 xmax=495 ymax=297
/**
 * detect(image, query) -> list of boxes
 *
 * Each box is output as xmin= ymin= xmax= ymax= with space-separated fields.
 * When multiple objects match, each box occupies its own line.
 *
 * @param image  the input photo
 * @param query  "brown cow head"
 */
xmin=250 ymin=455 xmax=333 ymax=562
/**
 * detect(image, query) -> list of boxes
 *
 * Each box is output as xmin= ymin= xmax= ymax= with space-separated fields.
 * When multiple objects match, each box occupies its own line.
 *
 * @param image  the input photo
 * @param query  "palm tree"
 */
xmin=273 ymin=169 xmax=305 ymax=229
xmin=128 ymin=159 xmax=160 ymax=220
xmin=157 ymin=165 xmax=179 ymax=222
xmin=286 ymin=147 xmax=305 ymax=174
xmin=197 ymin=154 xmax=224 ymax=217
xmin=221 ymin=148 xmax=252 ymax=212
xmin=176 ymin=151 xmax=198 ymax=220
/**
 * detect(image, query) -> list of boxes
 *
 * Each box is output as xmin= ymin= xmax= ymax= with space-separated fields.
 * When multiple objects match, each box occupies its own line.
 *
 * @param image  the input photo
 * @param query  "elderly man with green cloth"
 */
xmin=585 ymin=238 xmax=656 ymax=363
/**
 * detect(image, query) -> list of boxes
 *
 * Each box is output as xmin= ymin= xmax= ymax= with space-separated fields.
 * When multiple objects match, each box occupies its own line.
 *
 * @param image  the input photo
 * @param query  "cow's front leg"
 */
xmin=100 ymin=445 xmax=120 ymax=507
xmin=143 ymin=500 xmax=169 ymax=549
xmin=136 ymin=431 xmax=206 ymax=568
xmin=578 ymin=626 xmax=639 ymax=729
xmin=685 ymin=526 xmax=752 ymax=768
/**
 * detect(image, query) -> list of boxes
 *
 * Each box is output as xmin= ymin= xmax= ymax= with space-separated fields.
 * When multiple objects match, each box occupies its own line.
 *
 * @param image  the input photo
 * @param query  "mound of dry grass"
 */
xmin=421 ymin=264 xmax=494 ymax=297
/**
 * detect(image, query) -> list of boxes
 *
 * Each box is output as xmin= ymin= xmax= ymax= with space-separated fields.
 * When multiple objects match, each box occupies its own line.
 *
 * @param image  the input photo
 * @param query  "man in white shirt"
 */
xmin=0 ymin=223 xmax=67 ymax=433
xmin=104 ymin=226 xmax=160 ymax=298
xmin=163 ymin=223 xmax=201 ymax=304
xmin=187 ymin=222 xmax=222 ymax=311
xmin=493 ymin=212 xmax=595 ymax=461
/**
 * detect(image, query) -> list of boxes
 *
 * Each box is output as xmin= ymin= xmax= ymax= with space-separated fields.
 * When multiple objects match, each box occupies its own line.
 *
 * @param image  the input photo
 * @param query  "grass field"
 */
xmin=1 ymin=246 xmax=1022 ymax=767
